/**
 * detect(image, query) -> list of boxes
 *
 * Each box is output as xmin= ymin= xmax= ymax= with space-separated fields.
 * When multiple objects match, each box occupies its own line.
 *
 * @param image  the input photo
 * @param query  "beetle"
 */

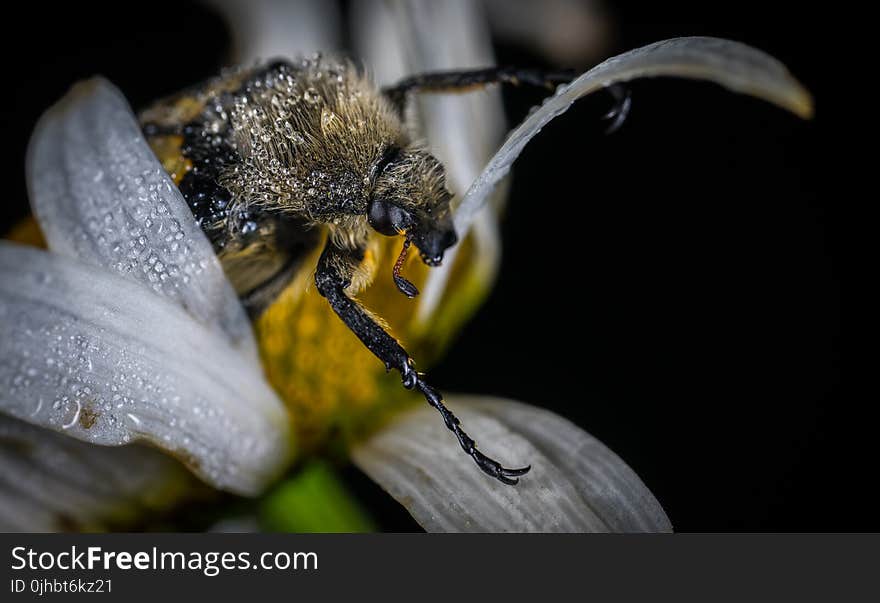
xmin=139 ymin=55 xmax=626 ymax=484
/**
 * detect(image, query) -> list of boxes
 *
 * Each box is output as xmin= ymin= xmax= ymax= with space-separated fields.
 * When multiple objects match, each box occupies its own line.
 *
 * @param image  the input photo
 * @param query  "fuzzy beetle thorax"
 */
xmin=218 ymin=58 xmax=406 ymax=227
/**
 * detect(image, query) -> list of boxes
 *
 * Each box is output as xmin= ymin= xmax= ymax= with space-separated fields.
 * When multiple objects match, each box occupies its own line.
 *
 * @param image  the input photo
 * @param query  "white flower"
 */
xmin=0 ymin=0 xmax=810 ymax=532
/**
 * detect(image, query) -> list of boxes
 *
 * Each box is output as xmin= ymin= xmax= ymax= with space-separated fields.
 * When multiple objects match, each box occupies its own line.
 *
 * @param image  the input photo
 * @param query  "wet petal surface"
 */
xmin=0 ymin=241 xmax=289 ymax=495
xmin=353 ymin=396 xmax=671 ymax=532
xmin=27 ymin=78 xmax=258 ymax=359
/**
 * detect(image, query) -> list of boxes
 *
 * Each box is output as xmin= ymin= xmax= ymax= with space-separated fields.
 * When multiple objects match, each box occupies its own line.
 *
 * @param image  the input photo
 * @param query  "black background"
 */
xmin=0 ymin=2 xmax=845 ymax=531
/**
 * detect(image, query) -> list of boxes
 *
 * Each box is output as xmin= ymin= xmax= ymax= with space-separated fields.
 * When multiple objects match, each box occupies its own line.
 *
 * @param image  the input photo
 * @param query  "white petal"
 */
xmin=0 ymin=413 xmax=192 ymax=532
xmin=483 ymin=0 xmax=611 ymax=64
xmin=0 ymin=241 xmax=289 ymax=495
xmin=359 ymin=0 xmax=505 ymax=190
xmin=205 ymin=0 xmax=342 ymax=63
xmin=353 ymin=0 xmax=506 ymax=323
xmin=27 ymin=78 xmax=258 ymax=360
xmin=350 ymin=0 xmax=409 ymax=86
xmin=454 ymin=36 xmax=814 ymax=234
xmin=352 ymin=396 xmax=671 ymax=532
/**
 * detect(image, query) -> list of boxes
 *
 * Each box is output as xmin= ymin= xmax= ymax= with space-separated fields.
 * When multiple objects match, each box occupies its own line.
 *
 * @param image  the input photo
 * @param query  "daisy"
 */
xmin=0 ymin=0 xmax=811 ymax=532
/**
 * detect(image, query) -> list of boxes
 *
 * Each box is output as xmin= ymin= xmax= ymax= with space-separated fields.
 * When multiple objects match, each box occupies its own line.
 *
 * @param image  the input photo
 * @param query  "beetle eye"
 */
xmin=368 ymin=198 xmax=408 ymax=236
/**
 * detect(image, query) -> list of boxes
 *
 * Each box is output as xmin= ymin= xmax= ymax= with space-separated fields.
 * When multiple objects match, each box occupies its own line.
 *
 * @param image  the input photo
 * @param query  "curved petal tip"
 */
xmin=455 ymin=36 xmax=814 ymax=235
xmin=353 ymin=396 xmax=671 ymax=533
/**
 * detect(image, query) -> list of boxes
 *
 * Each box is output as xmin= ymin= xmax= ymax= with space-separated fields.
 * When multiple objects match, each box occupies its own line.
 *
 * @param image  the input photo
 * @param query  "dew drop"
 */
xmin=320 ymin=107 xmax=340 ymax=133
xmin=303 ymin=87 xmax=320 ymax=104
xmin=60 ymin=399 xmax=82 ymax=430
xmin=283 ymin=123 xmax=305 ymax=145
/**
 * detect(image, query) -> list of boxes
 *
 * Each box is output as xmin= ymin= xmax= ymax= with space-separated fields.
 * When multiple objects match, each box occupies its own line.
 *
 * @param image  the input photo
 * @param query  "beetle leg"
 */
xmin=383 ymin=66 xmax=631 ymax=133
xmin=315 ymin=239 xmax=530 ymax=485
xmin=603 ymin=84 xmax=632 ymax=134
xmin=382 ymin=66 xmax=576 ymax=113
